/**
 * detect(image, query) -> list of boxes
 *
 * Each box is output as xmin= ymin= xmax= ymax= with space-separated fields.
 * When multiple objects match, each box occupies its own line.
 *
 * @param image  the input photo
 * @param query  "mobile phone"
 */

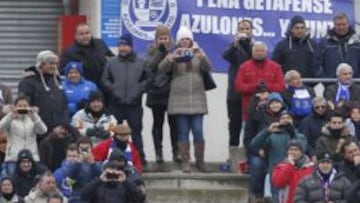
xmin=16 ymin=109 xmax=28 ymax=114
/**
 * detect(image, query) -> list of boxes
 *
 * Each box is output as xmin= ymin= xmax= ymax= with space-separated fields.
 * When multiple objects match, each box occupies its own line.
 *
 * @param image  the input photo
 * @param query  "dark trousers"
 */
xmin=150 ymin=105 xmax=178 ymax=156
xmin=227 ymin=100 xmax=242 ymax=146
xmin=109 ymin=105 xmax=146 ymax=164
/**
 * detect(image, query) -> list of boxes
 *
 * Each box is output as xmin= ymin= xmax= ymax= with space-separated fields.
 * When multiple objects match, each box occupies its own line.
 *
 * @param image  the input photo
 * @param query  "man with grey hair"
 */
xmin=314 ymin=12 xmax=360 ymax=78
xmin=281 ymin=70 xmax=315 ymax=126
xmin=235 ymin=41 xmax=285 ymax=121
xmin=324 ymin=62 xmax=360 ymax=112
xmin=298 ymin=97 xmax=330 ymax=158
xmin=18 ymin=50 xmax=69 ymax=134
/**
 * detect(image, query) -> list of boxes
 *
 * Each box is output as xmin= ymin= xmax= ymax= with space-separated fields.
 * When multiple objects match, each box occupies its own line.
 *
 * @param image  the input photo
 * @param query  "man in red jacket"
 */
xmin=92 ymin=121 xmax=143 ymax=173
xmin=235 ymin=41 xmax=285 ymax=120
xmin=272 ymin=140 xmax=314 ymax=203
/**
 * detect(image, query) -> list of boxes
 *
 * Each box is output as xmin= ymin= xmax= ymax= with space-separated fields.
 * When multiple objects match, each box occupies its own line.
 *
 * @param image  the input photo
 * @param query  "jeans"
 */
xmin=150 ymin=105 xmax=177 ymax=155
xmin=227 ymin=100 xmax=242 ymax=146
xmin=109 ymin=105 xmax=146 ymax=164
xmin=176 ymin=114 xmax=204 ymax=143
xmin=249 ymin=155 xmax=267 ymax=197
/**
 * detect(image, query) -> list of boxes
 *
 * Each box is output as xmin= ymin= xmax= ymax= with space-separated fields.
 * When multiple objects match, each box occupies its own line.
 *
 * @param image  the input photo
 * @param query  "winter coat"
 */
xmin=250 ymin=128 xmax=307 ymax=174
xmin=338 ymin=159 xmax=360 ymax=184
xmin=346 ymin=179 xmax=360 ymax=203
xmin=54 ymin=160 xmax=73 ymax=198
xmin=222 ymin=42 xmax=252 ymax=101
xmin=272 ymin=34 xmax=317 ymax=78
xmin=235 ymin=59 xmax=285 ymax=120
xmin=18 ymin=66 xmax=69 ymax=131
xmin=13 ymin=162 xmax=47 ymax=197
xmin=145 ymin=46 xmax=171 ymax=107
xmin=272 ymin=156 xmax=314 ymax=203
xmin=60 ymin=38 xmax=114 ymax=87
xmin=92 ymin=138 xmax=143 ymax=173
xmin=24 ymin=188 xmax=68 ymax=203
xmin=158 ymin=45 xmax=211 ymax=115
xmin=294 ymin=170 xmax=351 ymax=203
xmin=0 ymin=113 xmax=47 ymax=162
xmin=0 ymin=195 xmax=24 ymax=203
xmin=62 ymin=78 xmax=98 ymax=115
xmin=39 ymin=129 xmax=80 ymax=171
xmin=315 ymin=125 xmax=357 ymax=162
xmin=80 ymin=178 xmax=146 ymax=203
xmin=324 ymin=83 xmax=360 ymax=115
xmin=71 ymin=109 xmax=117 ymax=145
xmin=314 ymin=28 xmax=360 ymax=78
xmin=101 ymin=52 xmax=149 ymax=106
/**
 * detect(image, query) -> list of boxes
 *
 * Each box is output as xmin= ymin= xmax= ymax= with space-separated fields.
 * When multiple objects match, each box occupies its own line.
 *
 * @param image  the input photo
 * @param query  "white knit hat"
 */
xmin=36 ymin=50 xmax=58 ymax=69
xmin=176 ymin=26 xmax=193 ymax=44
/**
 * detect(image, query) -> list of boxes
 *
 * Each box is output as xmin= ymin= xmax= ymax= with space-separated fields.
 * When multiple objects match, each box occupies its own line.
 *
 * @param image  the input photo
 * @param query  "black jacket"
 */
xmin=60 ymin=38 xmax=114 ymax=88
xmin=339 ymin=160 xmax=360 ymax=184
xmin=346 ymin=179 xmax=360 ymax=203
xmin=81 ymin=178 xmax=146 ymax=203
xmin=272 ymin=34 xmax=317 ymax=78
xmin=222 ymin=42 xmax=252 ymax=101
xmin=18 ymin=66 xmax=69 ymax=132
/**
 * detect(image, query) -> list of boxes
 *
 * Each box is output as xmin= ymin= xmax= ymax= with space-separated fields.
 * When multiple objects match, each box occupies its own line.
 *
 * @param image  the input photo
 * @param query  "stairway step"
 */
xmin=146 ymin=188 xmax=249 ymax=203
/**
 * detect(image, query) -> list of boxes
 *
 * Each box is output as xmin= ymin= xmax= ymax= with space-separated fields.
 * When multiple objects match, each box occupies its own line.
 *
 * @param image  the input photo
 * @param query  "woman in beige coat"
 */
xmin=159 ymin=26 xmax=212 ymax=173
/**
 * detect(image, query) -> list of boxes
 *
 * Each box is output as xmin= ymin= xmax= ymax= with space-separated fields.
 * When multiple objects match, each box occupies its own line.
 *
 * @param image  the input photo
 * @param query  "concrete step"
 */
xmin=146 ymin=188 xmax=249 ymax=203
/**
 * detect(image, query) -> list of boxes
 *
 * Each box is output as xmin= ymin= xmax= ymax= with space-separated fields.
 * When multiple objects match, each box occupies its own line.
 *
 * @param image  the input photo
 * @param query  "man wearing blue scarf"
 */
xmin=325 ymin=63 xmax=360 ymax=114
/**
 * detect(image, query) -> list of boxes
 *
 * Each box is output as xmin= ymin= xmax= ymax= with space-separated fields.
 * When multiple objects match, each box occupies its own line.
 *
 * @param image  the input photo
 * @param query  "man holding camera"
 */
xmin=65 ymin=137 xmax=101 ymax=202
xmin=81 ymin=161 xmax=145 ymax=203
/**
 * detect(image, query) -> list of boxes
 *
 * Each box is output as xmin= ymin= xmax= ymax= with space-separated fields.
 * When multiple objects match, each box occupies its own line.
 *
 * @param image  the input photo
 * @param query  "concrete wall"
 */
xmin=78 ymin=1 xmax=360 ymax=163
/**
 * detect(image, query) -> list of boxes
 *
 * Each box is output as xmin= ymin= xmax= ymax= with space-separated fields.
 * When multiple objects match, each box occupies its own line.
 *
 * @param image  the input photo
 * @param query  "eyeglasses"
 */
xmin=315 ymin=106 xmax=326 ymax=109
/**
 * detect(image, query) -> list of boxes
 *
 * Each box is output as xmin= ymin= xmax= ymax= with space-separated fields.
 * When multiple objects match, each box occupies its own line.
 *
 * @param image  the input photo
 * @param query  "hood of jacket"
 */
xmin=321 ymin=124 xmax=352 ymax=138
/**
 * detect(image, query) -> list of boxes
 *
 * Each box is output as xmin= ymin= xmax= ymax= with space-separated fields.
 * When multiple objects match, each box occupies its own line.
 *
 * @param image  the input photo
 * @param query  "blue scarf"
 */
xmin=335 ymin=83 xmax=350 ymax=106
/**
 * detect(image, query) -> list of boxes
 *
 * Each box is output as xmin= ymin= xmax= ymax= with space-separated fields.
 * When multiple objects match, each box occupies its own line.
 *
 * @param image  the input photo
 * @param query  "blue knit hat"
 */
xmin=64 ymin=61 xmax=83 ymax=76
xmin=118 ymin=33 xmax=133 ymax=47
xmin=268 ymin=92 xmax=283 ymax=103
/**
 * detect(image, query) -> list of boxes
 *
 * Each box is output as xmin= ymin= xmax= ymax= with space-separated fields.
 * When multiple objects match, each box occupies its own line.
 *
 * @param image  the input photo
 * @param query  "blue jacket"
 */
xmin=315 ymin=27 xmax=360 ymax=78
xmin=54 ymin=160 xmax=75 ymax=198
xmin=62 ymin=78 xmax=98 ymax=115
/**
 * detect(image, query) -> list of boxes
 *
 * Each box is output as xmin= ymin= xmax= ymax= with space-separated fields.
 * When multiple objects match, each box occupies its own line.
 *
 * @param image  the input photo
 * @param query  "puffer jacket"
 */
xmin=62 ymin=78 xmax=98 ymax=115
xmin=0 ymin=112 xmax=47 ymax=162
xmin=158 ymin=43 xmax=211 ymax=115
xmin=101 ymin=52 xmax=149 ymax=106
xmin=294 ymin=169 xmax=351 ymax=203
xmin=272 ymin=34 xmax=317 ymax=77
xmin=25 ymin=188 xmax=68 ymax=203
xmin=315 ymin=125 xmax=357 ymax=162
xmin=314 ymin=27 xmax=360 ymax=78
xmin=272 ymin=156 xmax=314 ymax=203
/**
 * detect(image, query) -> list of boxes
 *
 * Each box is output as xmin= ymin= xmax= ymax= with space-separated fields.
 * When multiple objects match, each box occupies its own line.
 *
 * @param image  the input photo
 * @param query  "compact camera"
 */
xmin=176 ymin=49 xmax=194 ymax=62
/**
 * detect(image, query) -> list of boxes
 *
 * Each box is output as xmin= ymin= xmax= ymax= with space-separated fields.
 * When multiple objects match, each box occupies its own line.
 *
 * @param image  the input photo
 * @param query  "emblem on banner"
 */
xmin=121 ymin=0 xmax=177 ymax=40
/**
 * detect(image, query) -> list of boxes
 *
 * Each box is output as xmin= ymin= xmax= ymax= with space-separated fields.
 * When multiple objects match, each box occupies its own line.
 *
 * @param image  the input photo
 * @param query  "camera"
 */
xmin=106 ymin=172 xmax=119 ymax=180
xmin=79 ymin=147 xmax=90 ymax=154
xmin=16 ymin=109 xmax=28 ymax=114
xmin=176 ymin=49 xmax=194 ymax=62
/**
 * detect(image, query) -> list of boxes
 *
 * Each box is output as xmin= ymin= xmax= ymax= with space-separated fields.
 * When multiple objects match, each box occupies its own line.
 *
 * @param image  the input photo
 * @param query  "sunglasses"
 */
xmin=315 ymin=105 xmax=326 ymax=109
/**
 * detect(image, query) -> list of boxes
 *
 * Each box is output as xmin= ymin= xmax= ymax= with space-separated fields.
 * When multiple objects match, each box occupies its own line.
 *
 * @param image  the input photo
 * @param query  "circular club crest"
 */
xmin=121 ymin=0 xmax=177 ymax=40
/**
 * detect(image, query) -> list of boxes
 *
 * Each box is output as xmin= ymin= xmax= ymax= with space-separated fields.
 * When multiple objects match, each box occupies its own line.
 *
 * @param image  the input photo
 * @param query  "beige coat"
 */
xmin=25 ymin=189 xmax=67 ymax=203
xmin=159 ymin=46 xmax=211 ymax=115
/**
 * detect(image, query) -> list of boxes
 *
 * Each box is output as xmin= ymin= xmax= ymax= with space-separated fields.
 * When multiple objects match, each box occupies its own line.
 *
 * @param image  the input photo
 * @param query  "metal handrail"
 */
xmin=302 ymin=78 xmax=360 ymax=84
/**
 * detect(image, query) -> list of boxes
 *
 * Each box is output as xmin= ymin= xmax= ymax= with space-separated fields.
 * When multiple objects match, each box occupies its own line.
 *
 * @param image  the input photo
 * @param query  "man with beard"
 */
xmin=315 ymin=111 xmax=357 ymax=163
xmin=294 ymin=152 xmax=350 ymax=202
xmin=250 ymin=110 xmax=307 ymax=201
xmin=299 ymin=97 xmax=330 ymax=158
xmin=235 ymin=41 xmax=285 ymax=121
xmin=80 ymin=161 xmax=145 ymax=203
xmin=40 ymin=123 xmax=80 ymax=171
xmin=272 ymin=140 xmax=314 ymax=203
xmin=339 ymin=140 xmax=360 ymax=183
xmin=93 ymin=121 xmax=143 ymax=173
xmin=13 ymin=149 xmax=47 ymax=197
xmin=64 ymin=137 xmax=101 ymax=203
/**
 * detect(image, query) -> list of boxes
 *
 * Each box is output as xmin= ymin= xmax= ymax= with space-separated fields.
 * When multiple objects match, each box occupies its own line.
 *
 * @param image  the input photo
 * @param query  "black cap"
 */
xmin=316 ymin=152 xmax=333 ymax=163
xmin=17 ymin=149 xmax=34 ymax=162
xmin=290 ymin=15 xmax=305 ymax=29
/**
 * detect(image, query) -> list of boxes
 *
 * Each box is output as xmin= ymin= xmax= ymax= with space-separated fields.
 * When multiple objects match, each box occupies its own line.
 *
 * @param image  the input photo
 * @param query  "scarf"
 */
xmin=107 ymin=138 xmax=134 ymax=166
xmin=335 ymin=83 xmax=350 ymax=106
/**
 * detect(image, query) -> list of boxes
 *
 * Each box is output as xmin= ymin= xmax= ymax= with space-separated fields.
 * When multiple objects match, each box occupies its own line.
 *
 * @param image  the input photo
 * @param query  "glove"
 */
xmin=256 ymin=80 xmax=267 ymax=93
xmin=94 ymin=130 xmax=111 ymax=139
xmin=86 ymin=128 xmax=99 ymax=137
xmin=158 ymin=43 xmax=167 ymax=53
xmin=77 ymin=99 xmax=88 ymax=110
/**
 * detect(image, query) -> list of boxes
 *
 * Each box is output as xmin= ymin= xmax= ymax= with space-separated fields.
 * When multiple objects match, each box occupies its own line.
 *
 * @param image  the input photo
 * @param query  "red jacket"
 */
xmin=272 ymin=159 xmax=314 ymax=203
xmin=235 ymin=59 xmax=285 ymax=120
xmin=92 ymin=138 xmax=143 ymax=173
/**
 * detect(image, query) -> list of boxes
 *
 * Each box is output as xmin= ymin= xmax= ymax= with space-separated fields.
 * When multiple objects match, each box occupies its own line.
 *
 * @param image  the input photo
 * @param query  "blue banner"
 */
xmin=101 ymin=0 xmax=355 ymax=72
